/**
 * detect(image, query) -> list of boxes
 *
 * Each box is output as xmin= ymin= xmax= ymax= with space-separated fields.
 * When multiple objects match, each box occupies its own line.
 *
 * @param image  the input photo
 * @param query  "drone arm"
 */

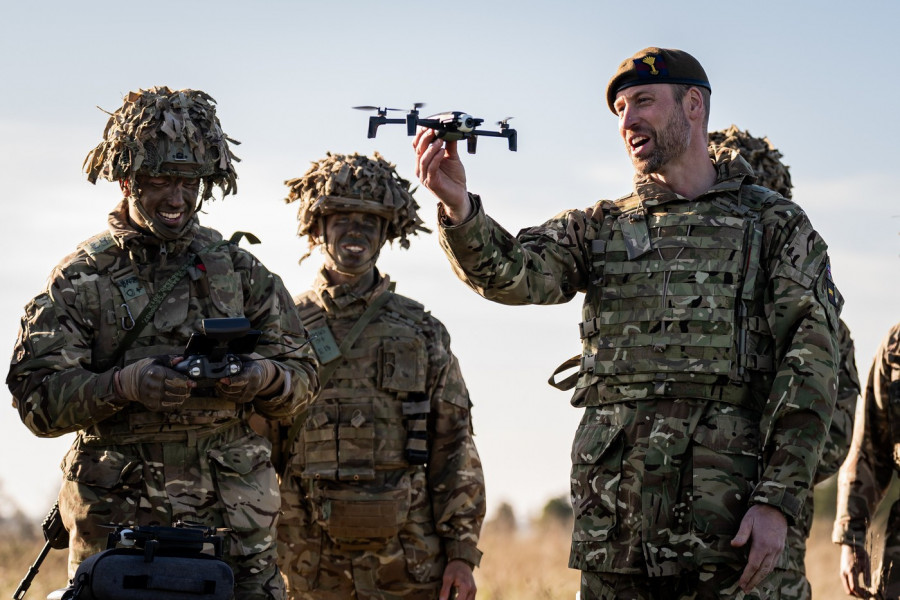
xmin=406 ymin=112 xmax=418 ymax=136
xmin=507 ymin=129 xmax=517 ymax=152
xmin=367 ymin=116 xmax=408 ymax=138
xmin=367 ymin=116 xmax=384 ymax=139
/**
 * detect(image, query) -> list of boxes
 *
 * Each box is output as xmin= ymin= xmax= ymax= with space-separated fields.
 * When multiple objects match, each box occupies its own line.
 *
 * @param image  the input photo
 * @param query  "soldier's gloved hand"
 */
xmin=214 ymin=355 xmax=283 ymax=404
xmin=114 ymin=357 xmax=193 ymax=412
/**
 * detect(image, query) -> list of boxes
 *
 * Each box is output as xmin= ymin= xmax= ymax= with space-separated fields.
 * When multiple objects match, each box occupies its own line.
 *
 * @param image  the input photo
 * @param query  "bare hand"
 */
xmin=840 ymin=543 xmax=873 ymax=598
xmin=413 ymin=127 xmax=470 ymax=223
xmin=730 ymin=504 xmax=787 ymax=593
xmin=439 ymin=559 xmax=476 ymax=600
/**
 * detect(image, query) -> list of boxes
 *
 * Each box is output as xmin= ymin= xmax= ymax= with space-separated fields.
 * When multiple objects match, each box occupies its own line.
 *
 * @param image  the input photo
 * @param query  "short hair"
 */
xmin=672 ymin=83 xmax=711 ymax=129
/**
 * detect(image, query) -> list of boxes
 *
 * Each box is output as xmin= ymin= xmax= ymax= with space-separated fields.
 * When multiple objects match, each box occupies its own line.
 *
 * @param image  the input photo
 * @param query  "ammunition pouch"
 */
xmin=315 ymin=484 xmax=410 ymax=550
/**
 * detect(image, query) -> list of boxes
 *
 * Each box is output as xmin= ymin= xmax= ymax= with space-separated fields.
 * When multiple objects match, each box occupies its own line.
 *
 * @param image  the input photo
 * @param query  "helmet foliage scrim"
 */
xmin=83 ymin=86 xmax=240 ymax=201
xmin=709 ymin=125 xmax=792 ymax=198
xmin=285 ymin=151 xmax=430 ymax=263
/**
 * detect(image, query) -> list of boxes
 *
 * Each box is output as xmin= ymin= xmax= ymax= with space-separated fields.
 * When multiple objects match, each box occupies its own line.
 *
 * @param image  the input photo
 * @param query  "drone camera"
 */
xmin=457 ymin=114 xmax=476 ymax=133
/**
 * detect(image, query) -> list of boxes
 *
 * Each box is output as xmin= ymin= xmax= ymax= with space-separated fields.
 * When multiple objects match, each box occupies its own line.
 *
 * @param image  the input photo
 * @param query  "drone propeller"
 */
xmin=497 ymin=117 xmax=514 ymax=126
xmin=352 ymin=105 xmax=406 ymax=113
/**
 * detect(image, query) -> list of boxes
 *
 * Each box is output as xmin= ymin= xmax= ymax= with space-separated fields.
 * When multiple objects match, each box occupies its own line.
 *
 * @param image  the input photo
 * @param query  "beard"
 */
xmin=630 ymin=104 xmax=691 ymax=175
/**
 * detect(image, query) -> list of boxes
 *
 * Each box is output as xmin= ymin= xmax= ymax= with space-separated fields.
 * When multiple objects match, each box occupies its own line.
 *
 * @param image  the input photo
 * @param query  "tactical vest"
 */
xmin=574 ymin=185 xmax=777 ymax=409
xmin=79 ymin=229 xmax=247 ymax=443
xmin=295 ymin=291 xmax=429 ymax=483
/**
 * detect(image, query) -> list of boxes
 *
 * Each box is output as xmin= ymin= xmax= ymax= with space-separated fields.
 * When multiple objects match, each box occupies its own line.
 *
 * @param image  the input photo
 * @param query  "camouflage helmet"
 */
xmin=83 ymin=86 xmax=240 ymax=201
xmin=708 ymin=125 xmax=792 ymax=198
xmin=285 ymin=151 xmax=430 ymax=255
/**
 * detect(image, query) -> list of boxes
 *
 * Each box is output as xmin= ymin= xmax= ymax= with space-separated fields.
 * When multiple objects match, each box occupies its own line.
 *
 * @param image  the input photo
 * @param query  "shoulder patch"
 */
xmin=80 ymin=232 xmax=115 ymax=257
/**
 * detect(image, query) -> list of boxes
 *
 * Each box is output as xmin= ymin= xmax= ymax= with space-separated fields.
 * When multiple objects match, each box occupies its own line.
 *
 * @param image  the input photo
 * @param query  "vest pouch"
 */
xmin=317 ymin=484 xmax=411 ymax=550
xmin=379 ymin=338 xmax=426 ymax=393
xmin=302 ymin=403 xmax=339 ymax=480
xmin=337 ymin=400 xmax=376 ymax=481
xmin=65 ymin=548 xmax=233 ymax=600
xmin=201 ymin=250 xmax=244 ymax=318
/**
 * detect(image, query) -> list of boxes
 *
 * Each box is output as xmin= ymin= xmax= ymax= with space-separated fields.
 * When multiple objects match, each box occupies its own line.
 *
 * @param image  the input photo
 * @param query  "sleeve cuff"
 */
xmin=445 ymin=540 xmax=483 ymax=568
xmin=750 ymin=481 xmax=803 ymax=524
xmin=438 ymin=193 xmax=481 ymax=229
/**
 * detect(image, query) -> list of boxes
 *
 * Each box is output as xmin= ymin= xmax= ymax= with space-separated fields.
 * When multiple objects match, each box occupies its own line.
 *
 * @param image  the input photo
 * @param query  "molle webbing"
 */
xmin=298 ymin=291 xmax=430 ymax=481
xmin=401 ymin=392 xmax=429 ymax=465
xmin=580 ymin=194 xmax=773 ymax=394
xmin=287 ymin=290 xmax=393 ymax=453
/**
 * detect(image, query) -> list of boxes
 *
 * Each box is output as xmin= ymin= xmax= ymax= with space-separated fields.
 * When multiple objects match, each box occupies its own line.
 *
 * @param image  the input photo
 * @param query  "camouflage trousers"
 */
xmin=278 ymin=470 xmax=445 ymax=600
xmin=579 ymin=565 xmax=783 ymax=600
xmin=59 ymin=423 xmax=285 ymax=600
xmin=773 ymin=569 xmax=810 ymax=600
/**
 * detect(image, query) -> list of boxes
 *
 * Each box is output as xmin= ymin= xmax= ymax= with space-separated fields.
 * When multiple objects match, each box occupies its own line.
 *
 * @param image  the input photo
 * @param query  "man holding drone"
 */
xmin=413 ymin=47 xmax=841 ymax=598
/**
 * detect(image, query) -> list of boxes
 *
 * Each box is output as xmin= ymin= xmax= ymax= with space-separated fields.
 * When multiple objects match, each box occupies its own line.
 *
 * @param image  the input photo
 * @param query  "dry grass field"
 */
xmin=0 ymin=518 xmax=852 ymax=600
xmin=0 ymin=483 xmax=880 ymax=600
xmin=473 ymin=516 xmax=853 ymax=600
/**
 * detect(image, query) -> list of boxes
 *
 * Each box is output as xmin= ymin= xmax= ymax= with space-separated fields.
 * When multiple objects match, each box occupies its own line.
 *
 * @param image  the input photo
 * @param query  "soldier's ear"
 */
xmin=119 ymin=179 xmax=130 ymax=195
xmin=685 ymin=87 xmax=705 ymax=121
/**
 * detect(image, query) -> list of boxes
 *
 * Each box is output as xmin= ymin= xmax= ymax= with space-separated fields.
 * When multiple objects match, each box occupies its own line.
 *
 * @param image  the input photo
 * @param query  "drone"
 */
xmin=353 ymin=103 xmax=517 ymax=153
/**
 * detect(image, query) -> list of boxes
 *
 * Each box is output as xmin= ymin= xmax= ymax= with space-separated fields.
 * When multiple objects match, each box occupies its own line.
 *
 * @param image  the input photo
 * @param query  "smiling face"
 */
xmin=127 ymin=164 xmax=201 ymax=239
xmin=614 ymin=83 xmax=691 ymax=176
xmin=321 ymin=211 xmax=386 ymax=277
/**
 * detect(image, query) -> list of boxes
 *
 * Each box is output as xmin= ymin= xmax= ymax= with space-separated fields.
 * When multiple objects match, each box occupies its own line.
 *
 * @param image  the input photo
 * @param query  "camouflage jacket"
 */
xmin=783 ymin=318 xmax=859 ymax=572
xmin=273 ymin=270 xmax=485 ymax=567
xmin=439 ymin=154 xmax=840 ymax=575
xmin=833 ymin=321 xmax=900 ymax=548
xmin=7 ymin=199 xmax=318 ymax=441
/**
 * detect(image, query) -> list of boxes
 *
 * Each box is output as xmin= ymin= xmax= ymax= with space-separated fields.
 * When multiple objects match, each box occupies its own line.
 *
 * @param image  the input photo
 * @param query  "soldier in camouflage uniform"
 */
xmin=834 ymin=322 xmax=900 ymax=599
xmin=710 ymin=125 xmax=861 ymax=600
xmin=414 ymin=47 xmax=842 ymax=599
xmin=263 ymin=152 xmax=485 ymax=600
xmin=5 ymin=87 xmax=319 ymax=600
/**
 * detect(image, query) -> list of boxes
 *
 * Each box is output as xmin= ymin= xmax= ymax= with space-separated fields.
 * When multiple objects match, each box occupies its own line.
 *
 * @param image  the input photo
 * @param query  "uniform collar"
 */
xmin=630 ymin=150 xmax=756 ymax=206
xmin=314 ymin=268 xmax=392 ymax=315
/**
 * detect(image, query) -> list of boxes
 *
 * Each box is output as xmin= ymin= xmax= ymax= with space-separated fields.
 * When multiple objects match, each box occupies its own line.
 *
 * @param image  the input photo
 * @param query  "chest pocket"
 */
xmin=202 ymin=250 xmax=245 ymax=318
xmin=152 ymin=275 xmax=190 ymax=332
xmin=379 ymin=338 xmax=426 ymax=393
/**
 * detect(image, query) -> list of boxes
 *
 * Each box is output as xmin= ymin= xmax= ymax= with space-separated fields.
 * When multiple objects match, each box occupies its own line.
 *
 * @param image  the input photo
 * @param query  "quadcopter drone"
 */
xmin=353 ymin=103 xmax=517 ymax=153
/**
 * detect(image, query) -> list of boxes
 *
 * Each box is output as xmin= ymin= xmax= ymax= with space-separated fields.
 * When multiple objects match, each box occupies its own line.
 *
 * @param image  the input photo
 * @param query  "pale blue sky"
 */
xmin=1 ymin=1 xmax=897 ymax=522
